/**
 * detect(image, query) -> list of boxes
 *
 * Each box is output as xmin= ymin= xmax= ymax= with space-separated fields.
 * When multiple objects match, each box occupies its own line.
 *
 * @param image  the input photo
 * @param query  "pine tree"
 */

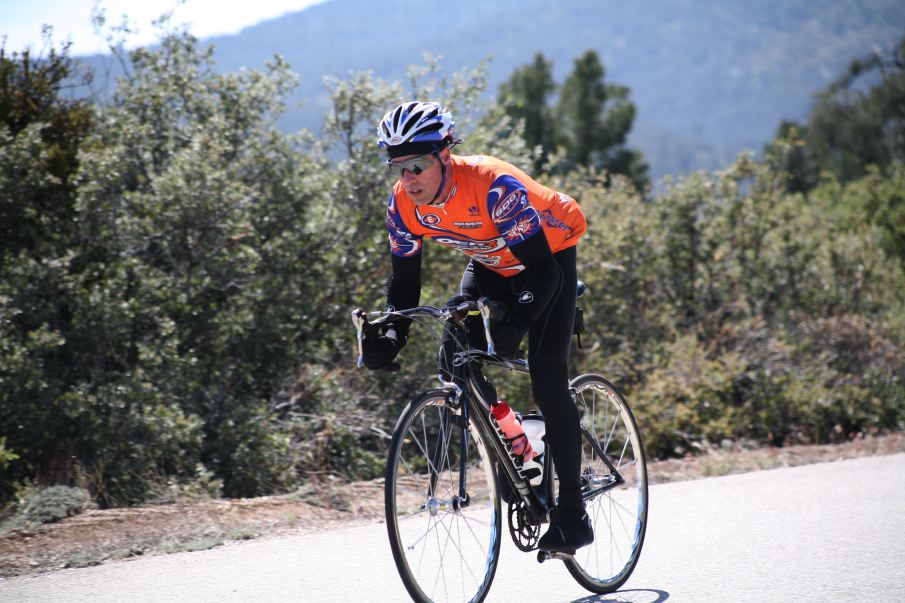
xmin=497 ymin=53 xmax=560 ymax=172
xmin=557 ymin=50 xmax=648 ymax=189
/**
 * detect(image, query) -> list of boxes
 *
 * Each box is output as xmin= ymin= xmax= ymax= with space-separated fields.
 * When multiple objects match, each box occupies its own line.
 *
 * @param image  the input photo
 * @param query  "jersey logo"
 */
xmin=453 ymin=221 xmax=482 ymax=229
xmin=493 ymin=190 xmax=526 ymax=222
xmin=468 ymin=205 xmax=480 ymax=215
xmin=473 ymin=254 xmax=502 ymax=267
xmin=420 ymin=213 xmax=441 ymax=226
xmin=504 ymin=214 xmax=538 ymax=242
xmin=431 ymin=236 xmax=505 ymax=253
xmin=386 ymin=215 xmax=405 ymax=232
xmin=518 ymin=291 xmax=534 ymax=304
xmin=540 ymin=209 xmax=571 ymax=231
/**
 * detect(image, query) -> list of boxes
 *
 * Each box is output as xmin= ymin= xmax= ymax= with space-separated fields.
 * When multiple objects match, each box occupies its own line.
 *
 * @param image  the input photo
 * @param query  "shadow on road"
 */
xmin=571 ymin=588 xmax=670 ymax=603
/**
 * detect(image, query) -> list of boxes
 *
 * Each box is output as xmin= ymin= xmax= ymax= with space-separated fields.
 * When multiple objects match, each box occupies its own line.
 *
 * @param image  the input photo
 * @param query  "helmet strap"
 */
xmin=429 ymin=150 xmax=450 ymax=205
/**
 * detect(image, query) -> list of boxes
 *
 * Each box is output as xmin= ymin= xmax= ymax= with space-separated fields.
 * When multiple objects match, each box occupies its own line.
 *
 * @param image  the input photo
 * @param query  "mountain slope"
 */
xmin=86 ymin=0 xmax=905 ymax=179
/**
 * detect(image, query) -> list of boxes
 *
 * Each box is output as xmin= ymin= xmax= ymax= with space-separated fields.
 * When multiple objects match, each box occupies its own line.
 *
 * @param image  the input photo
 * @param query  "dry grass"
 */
xmin=1 ymin=433 xmax=902 ymax=578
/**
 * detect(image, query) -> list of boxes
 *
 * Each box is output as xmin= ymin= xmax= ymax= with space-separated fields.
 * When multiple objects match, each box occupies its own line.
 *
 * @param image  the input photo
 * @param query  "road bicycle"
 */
xmin=351 ymin=288 xmax=648 ymax=603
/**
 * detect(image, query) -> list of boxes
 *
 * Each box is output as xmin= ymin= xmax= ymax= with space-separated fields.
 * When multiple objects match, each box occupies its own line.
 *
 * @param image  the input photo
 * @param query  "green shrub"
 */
xmin=21 ymin=486 xmax=91 ymax=525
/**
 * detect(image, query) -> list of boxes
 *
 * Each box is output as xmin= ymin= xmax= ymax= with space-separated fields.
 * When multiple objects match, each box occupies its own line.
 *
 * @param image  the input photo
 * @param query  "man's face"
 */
xmin=388 ymin=150 xmax=449 ymax=205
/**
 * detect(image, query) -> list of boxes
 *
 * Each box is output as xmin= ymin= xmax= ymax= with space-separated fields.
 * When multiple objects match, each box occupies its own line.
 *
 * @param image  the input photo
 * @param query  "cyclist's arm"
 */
xmin=507 ymin=229 xmax=561 ymax=333
xmin=386 ymin=253 xmax=421 ymax=339
xmin=385 ymin=192 xmax=423 ymax=339
xmin=488 ymin=175 xmax=562 ymax=333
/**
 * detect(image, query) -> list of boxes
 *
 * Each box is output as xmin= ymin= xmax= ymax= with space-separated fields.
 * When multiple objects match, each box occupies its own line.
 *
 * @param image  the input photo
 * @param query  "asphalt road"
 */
xmin=3 ymin=453 xmax=904 ymax=602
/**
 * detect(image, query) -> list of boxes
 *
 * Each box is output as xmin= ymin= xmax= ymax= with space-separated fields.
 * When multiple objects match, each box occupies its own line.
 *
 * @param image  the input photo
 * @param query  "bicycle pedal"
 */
xmin=536 ymin=550 xmax=574 ymax=563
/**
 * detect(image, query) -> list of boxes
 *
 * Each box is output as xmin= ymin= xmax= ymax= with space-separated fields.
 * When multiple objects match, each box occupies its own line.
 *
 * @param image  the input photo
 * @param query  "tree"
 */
xmin=73 ymin=32 xmax=312 ymax=500
xmin=0 ymin=29 xmax=314 ymax=506
xmin=0 ymin=34 xmax=93 ymax=266
xmin=499 ymin=50 xmax=649 ymax=189
xmin=770 ymin=34 xmax=905 ymax=187
xmin=497 ymin=53 xmax=560 ymax=172
xmin=4 ymin=24 xmax=904 ymax=511
xmin=811 ymin=36 xmax=905 ymax=181
xmin=0 ymin=35 xmax=98 ymax=504
xmin=768 ymin=34 xmax=905 ymax=268
xmin=557 ymin=50 xmax=649 ymax=190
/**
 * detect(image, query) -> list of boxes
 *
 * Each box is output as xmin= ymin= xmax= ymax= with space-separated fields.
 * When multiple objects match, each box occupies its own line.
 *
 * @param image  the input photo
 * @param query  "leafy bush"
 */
xmin=1 ymin=26 xmax=903 ymax=510
xmin=21 ymin=486 xmax=91 ymax=525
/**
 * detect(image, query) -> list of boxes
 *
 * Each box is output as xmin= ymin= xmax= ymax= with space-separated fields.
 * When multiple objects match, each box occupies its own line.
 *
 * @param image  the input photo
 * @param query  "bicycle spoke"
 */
xmin=565 ymin=375 xmax=648 ymax=594
xmin=594 ymin=490 xmax=637 ymax=517
xmin=387 ymin=391 xmax=500 ymax=603
xmin=372 ymin=302 xmax=645 ymax=600
xmin=604 ymin=413 xmax=619 ymax=455
xmin=435 ymin=513 xmax=485 ymax=583
xmin=610 ymin=434 xmax=629 ymax=473
xmin=430 ymin=514 xmax=449 ymax=600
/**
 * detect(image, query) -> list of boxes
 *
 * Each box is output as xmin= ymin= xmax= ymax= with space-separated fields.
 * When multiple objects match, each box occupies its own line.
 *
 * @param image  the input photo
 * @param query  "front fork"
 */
xmin=424 ymin=394 xmax=472 ymax=512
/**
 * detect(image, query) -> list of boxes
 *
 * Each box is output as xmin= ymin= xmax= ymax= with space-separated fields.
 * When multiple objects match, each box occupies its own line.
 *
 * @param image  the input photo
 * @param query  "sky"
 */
xmin=1 ymin=0 xmax=329 ymax=56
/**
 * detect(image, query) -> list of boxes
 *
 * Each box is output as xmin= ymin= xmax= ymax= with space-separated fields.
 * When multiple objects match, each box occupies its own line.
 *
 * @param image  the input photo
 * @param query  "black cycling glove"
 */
xmin=362 ymin=329 xmax=405 ymax=371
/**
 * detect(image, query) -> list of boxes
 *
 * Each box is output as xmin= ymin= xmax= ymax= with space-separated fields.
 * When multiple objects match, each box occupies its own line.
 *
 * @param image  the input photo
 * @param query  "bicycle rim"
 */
xmin=565 ymin=374 xmax=648 ymax=593
xmin=385 ymin=390 xmax=502 ymax=603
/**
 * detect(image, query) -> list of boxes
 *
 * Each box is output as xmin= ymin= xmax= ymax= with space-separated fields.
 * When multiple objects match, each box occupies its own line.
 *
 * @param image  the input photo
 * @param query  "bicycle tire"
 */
xmin=563 ymin=374 xmax=649 ymax=593
xmin=385 ymin=389 xmax=502 ymax=603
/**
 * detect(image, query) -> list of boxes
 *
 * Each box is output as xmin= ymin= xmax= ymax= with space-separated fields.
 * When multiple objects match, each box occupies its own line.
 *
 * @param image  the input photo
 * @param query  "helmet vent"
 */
xmin=400 ymin=110 xmax=424 ymax=137
xmin=376 ymin=101 xmax=457 ymax=151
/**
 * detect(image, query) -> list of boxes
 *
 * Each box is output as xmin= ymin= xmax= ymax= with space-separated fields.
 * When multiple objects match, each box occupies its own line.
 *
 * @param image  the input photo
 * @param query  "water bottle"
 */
xmin=491 ymin=401 xmax=535 ymax=458
xmin=521 ymin=413 xmax=545 ymax=458
xmin=521 ymin=413 xmax=545 ymax=486
xmin=491 ymin=401 xmax=542 ymax=484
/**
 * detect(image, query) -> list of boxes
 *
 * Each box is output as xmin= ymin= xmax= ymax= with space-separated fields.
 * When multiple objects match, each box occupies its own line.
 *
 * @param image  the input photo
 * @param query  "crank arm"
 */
xmin=537 ymin=550 xmax=575 ymax=563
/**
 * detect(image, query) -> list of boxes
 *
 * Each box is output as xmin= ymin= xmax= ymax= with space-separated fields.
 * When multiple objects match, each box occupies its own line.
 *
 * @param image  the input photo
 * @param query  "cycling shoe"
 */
xmin=538 ymin=507 xmax=594 ymax=553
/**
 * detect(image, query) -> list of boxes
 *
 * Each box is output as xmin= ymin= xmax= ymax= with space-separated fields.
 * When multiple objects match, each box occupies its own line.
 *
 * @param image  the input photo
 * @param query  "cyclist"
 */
xmin=362 ymin=101 xmax=592 ymax=553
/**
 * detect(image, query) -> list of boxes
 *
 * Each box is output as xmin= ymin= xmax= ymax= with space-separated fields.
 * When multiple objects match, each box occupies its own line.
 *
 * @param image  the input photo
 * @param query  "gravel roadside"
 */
xmin=2 ymin=432 xmax=902 ymax=578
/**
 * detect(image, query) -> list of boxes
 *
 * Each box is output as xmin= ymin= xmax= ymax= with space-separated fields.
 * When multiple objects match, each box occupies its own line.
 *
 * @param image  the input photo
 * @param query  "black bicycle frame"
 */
xmin=419 ymin=308 xmax=628 ymax=520
xmin=433 ymin=318 xmax=552 ymax=525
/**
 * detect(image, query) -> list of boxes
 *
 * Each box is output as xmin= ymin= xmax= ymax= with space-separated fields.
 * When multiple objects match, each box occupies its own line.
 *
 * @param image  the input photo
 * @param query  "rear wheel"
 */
xmin=564 ymin=374 xmax=648 ymax=593
xmin=385 ymin=390 xmax=502 ymax=603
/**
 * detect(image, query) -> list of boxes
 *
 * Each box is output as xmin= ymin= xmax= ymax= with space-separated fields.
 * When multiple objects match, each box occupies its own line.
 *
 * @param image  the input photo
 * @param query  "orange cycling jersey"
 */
xmin=386 ymin=155 xmax=586 ymax=276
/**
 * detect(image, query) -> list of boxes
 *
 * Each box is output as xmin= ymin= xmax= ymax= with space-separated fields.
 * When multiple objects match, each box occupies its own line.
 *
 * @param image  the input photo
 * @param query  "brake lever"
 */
xmin=350 ymin=308 xmax=366 ymax=368
xmin=477 ymin=297 xmax=495 ymax=356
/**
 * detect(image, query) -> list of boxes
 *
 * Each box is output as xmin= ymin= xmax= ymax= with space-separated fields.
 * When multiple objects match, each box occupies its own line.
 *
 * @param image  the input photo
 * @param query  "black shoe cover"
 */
xmin=538 ymin=507 xmax=594 ymax=553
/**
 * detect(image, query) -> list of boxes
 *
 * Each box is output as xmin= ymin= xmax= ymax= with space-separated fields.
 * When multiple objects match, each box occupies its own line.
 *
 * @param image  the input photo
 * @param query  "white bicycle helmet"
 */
xmin=377 ymin=101 xmax=458 ymax=158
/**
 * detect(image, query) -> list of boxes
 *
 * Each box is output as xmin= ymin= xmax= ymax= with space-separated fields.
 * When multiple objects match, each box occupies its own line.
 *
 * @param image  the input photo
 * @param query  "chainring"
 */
xmin=507 ymin=499 xmax=540 ymax=552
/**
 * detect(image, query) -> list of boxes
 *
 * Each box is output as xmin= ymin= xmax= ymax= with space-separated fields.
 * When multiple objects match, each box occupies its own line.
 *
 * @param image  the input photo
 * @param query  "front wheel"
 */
xmin=564 ymin=374 xmax=649 ymax=593
xmin=385 ymin=390 xmax=502 ymax=603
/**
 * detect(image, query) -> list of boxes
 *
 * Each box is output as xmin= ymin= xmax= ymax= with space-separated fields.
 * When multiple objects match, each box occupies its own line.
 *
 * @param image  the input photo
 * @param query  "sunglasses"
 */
xmin=386 ymin=154 xmax=435 ymax=179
